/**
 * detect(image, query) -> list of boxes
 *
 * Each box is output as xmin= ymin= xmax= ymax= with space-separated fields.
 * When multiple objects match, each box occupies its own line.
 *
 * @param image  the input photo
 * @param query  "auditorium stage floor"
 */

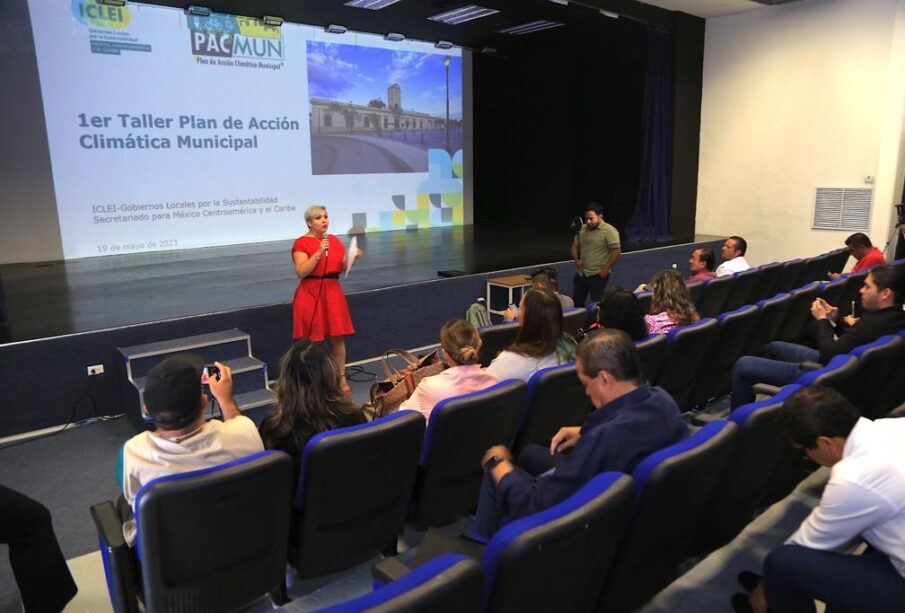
xmin=0 ymin=225 xmax=718 ymax=342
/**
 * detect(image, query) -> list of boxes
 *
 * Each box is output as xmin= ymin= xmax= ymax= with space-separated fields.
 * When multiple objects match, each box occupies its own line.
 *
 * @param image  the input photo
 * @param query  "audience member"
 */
xmin=0 ymin=484 xmax=78 ymax=612
xmin=400 ymin=319 xmax=500 ymax=422
xmin=487 ymin=288 xmax=576 ymax=381
xmin=827 ymin=232 xmax=886 ymax=280
xmin=474 ymin=329 xmax=688 ymax=537
xmin=730 ymin=265 xmax=905 ymax=407
xmin=733 ymin=386 xmax=905 ymax=613
xmin=503 ymin=267 xmax=574 ymax=321
xmin=118 ymin=354 xmax=264 ymax=544
xmin=595 ymin=287 xmax=648 ymax=341
xmin=259 ymin=339 xmax=366 ymax=482
xmin=687 ymin=247 xmax=718 ymax=283
xmin=715 ymin=236 xmax=751 ymax=277
xmin=644 ymin=269 xmax=701 ymax=335
xmin=570 ymin=202 xmax=622 ymax=306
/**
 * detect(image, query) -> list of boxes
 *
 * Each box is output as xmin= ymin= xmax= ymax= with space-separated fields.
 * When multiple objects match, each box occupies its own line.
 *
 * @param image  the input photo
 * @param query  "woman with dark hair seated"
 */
xmin=644 ymin=269 xmax=700 ymax=335
xmin=595 ymin=287 xmax=648 ymax=340
xmin=487 ymin=288 xmax=576 ymax=381
xmin=259 ymin=339 xmax=366 ymax=482
xmin=400 ymin=319 xmax=500 ymax=423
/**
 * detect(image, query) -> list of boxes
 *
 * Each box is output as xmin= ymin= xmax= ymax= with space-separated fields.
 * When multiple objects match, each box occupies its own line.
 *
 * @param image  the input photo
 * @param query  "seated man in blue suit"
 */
xmin=474 ymin=329 xmax=688 ymax=537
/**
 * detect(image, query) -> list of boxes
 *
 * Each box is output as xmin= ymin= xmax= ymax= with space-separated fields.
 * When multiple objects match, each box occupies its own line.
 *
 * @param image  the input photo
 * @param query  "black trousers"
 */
xmin=572 ymin=272 xmax=610 ymax=307
xmin=0 ymin=484 xmax=77 ymax=612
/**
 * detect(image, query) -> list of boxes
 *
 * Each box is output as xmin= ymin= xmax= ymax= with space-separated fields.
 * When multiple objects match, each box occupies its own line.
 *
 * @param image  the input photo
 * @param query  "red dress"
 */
xmin=291 ymin=235 xmax=355 ymax=341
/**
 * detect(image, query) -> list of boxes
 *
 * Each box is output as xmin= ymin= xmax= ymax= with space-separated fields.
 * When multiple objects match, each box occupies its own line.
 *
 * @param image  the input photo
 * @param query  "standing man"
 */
xmin=827 ymin=233 xmax=885 ymax=280
xmin=735 ymin=386 xmax=905 ymax=612
xmin=715 ymin=236 xmax=751 ymax=277
xmin=571 ymin=203 xmax=622 ymax=306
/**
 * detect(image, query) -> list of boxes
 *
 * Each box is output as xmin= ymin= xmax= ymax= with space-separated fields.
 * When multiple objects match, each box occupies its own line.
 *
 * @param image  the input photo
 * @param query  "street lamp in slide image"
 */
xmin=444 ymin=55 xmax=450 ymax=154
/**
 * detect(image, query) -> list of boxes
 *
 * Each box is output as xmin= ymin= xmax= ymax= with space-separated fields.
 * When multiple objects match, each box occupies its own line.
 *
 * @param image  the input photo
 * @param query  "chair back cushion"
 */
xmin=478 ymin=322 xmax=520 ymax=367
xmin=135 ymin=451 xmax=293 ymax=612
xmin=513 ymin=362 xmax=591 ymax=454
xmin=412 ymin=380 xmax=527 ymax=529
xmin=482 ymin=472 xmax=635 ymax=613
xmin=293 ymin=411 xmax=425 ymax=577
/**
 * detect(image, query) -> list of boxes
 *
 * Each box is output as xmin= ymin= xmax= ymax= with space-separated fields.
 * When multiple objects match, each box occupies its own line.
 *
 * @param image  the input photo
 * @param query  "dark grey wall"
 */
xmin=0 ymin=0 xmax=64 ymax=264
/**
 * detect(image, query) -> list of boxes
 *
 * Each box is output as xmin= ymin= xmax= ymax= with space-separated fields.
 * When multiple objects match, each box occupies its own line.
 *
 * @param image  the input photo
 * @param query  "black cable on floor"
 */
xmin=345 ymin=365 xmax=377 ymax=383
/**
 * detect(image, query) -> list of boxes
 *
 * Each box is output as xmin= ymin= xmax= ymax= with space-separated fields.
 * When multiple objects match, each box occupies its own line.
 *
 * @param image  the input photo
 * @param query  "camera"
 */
xmin=202 ymin=364 xmax=220 ymax=382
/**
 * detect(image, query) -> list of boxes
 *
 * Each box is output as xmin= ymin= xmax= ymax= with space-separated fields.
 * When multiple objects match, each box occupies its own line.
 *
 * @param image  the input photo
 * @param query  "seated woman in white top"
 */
xmin=487 ymin=288 xmax=576 ymax=381
xmin=643 ymin=269 xmax=700 ymax=335
xmin=400 ymin=319 xmax=500 ymax=423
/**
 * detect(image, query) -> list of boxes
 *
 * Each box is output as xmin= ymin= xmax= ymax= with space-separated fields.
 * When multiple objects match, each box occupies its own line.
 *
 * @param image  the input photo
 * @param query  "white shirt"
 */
xmin=398 ymin=364 xmax=500 ymax=423
xmin=715 ymin=255 xmax=751 ymax=277
xmin=485 ymin=350 xmax=562 ymax=382
xmin=788 ymin=417 xmax=905 ymax=577
xmin=121 ymin=415 xmax=264 ymax=544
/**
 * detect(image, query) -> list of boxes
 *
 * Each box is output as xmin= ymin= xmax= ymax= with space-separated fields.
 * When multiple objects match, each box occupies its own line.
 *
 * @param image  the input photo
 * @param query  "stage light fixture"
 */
xmin=599 ymin=9 xmax=620 ymax=18
xmin=385 ymin=32 xmax=405 ymax=42
xmin=326 ymin=24 xmax=348 ymax=34
xmin=186 ymin=6 xmax=212 ymax=17
xmin=97 ymin=0 xmax=126 ymax=6
xmin=261 ymin=15 xmax=283 ymax=27
xmin=548 ymin=0 xmax=569 ymax=5
xmin=435 ymin=40 xmax=454 ymax=49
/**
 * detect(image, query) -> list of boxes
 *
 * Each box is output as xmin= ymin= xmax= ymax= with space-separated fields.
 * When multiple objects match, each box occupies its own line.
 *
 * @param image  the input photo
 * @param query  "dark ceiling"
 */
xmin=141 ymin=0 xmax=683 ymax=55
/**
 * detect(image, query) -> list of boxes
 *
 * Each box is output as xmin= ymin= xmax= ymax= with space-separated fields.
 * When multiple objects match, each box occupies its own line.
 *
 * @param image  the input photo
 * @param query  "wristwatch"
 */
xmin=483 ymin=455 xmax=505 ymax=471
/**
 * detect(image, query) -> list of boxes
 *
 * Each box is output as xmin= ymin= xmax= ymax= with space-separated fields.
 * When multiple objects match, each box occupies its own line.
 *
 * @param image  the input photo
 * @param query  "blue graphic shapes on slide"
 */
xmin=186 ymin=13 xmax=239 ymax=34
xmin=307 ymin=41 xmax=463 ymax=175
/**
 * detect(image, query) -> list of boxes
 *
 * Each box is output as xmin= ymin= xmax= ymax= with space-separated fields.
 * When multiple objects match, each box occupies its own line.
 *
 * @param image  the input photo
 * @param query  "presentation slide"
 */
xmin=26 ymin=1 xmax=465 ymax=259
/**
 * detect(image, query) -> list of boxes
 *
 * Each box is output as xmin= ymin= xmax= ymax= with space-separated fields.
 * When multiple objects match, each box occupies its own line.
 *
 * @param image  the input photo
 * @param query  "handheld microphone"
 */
xmin=323 ymin=234 xmax=329 ymax=257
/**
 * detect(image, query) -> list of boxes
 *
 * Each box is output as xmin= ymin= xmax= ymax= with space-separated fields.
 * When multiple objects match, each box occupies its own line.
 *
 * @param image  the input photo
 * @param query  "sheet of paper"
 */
xmin=344 ymin=236 xmax=358 ymax=278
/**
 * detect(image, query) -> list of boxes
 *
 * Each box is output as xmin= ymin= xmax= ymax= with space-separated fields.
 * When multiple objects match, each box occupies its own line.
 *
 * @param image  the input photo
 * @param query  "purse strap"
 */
xmin=381 ymin=349 xmax=420 ymax=379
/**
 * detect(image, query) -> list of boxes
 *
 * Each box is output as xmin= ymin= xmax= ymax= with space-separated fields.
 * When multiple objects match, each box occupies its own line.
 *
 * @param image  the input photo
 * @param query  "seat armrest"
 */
xmin=752 ymin=383 xmax=782 ymax=399
xmin=799 ymin=361 xmax=823 ymax=372
xmin=372 ymin=556 xmax=413 ymax=584
xmin=90 ymin=501 xmax=140 ymax=613
xmin=691 ymin=412 xmax=724 ymax=427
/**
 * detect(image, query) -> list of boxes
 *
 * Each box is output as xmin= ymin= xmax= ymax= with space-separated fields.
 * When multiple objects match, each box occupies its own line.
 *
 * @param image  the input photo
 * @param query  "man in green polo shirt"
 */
xmin=570 ymin=202 xmax=622 ymax=306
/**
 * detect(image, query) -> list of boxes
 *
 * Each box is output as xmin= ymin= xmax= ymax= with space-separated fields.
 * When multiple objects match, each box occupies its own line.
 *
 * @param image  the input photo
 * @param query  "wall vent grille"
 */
xmin=812 ymin=187 xmax=872 ymax=231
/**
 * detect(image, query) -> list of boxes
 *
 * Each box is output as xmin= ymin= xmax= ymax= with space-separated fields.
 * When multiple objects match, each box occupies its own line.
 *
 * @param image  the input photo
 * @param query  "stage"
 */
xmin=0 ymin=225 xmax=722 ymax=437
xmin=0 ymin=225 xmax=717 ymax=342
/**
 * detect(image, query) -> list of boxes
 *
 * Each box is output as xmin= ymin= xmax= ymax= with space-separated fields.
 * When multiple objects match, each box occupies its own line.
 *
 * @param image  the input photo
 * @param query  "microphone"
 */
xmin=323 ymin=233 xmax=329 ymax=257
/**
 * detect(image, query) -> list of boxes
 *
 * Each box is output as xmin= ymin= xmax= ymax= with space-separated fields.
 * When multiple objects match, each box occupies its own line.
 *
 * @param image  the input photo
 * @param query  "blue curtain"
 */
xmin=625 ymin=28 xmax=674 ymax=243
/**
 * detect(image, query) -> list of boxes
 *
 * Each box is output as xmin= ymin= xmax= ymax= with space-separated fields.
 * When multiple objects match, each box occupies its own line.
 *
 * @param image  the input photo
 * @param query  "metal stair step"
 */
xmin=132 ymin=356 xmax=265 ymax=393
xmin=119 ymin=328 xmax=249 ymax=360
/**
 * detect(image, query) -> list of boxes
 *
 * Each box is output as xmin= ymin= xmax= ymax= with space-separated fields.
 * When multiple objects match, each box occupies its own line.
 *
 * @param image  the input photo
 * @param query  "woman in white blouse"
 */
xmin=486 ymin=288 xmax=576 ymax=381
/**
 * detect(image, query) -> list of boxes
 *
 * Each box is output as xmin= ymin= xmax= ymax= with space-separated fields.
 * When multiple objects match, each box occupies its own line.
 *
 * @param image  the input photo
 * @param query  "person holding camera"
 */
xmin=570 ymin=203 xmax=622 ymax=306
xmin=117 ymin=354 xmax=264 ymax=545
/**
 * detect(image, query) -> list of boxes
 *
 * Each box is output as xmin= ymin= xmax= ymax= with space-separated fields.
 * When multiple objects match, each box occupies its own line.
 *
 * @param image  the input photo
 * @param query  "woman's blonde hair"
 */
xmin=649 ymin=269 xmax=700 ymax=326
xmin=304 ymin=205 xmax=326 ymax=223
xmin=440 ymin=319 xmax=482 ymax=365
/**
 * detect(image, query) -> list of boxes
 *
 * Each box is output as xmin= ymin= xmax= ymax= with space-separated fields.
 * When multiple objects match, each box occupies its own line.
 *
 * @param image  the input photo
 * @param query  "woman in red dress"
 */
xmin=292 ymin=205 xmax=361 ymax=394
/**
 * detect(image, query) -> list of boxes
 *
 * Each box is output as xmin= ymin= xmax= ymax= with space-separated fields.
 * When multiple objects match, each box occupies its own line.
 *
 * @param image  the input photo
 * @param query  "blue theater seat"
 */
xmin=696 ymin=385 xmax=803 ymax=553
xmin=723 ymin=268 xmax=761 ymax=312
xmin=91 ymin=450 xmax=293 ymax=613
xmin=562 ymin=306 xmax=588 ymax=338
xmin=595 ymin=421 xmax=738 ymax=613
xmin=748 ymin=293 xmax=791 ymax=357
xmin=478 ymin=322 xmax=520 ymax=367
xmin=512 ymin=362 xmax=591 ymax=455
xmin=653 ymin=318 xmax=719 ymax=409
xmin=774 ymin=282 xmax=820 ymax=343
xmin=634 ymin=333 xmax=667 ymax=383
xmin=688 ymin=304 xmax=760 ymax=407
xmin=291 ymin=410 xmax=425 ymax=578
xmin=847 ymin=335 xmax=905 ymax=418
xmin=695 ymin=275 xmax=733 ymax=318
xmin=319 ymin=554 xmax=483 ymax=613
xmin=409 ymin=380 xmax=527 ymax=530
xmin=376 ymin=472 xmax=635 ymax=613
xmin=755 ymin=262 xmax=783 ymax=302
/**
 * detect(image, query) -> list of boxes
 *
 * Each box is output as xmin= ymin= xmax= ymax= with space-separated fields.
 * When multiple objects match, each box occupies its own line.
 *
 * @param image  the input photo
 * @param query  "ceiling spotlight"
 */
xmin=186 ymin=6 xmax=211 ymax=17
xmin=261 ymin=15 xmax=283 ymax=27
xmin=326 ymin=24 xmax=348 ymax=34
xmin=435 ymin=40 xmax=454 ymax=49
xmin=385 ymin=32 xmax=405 ymax=42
